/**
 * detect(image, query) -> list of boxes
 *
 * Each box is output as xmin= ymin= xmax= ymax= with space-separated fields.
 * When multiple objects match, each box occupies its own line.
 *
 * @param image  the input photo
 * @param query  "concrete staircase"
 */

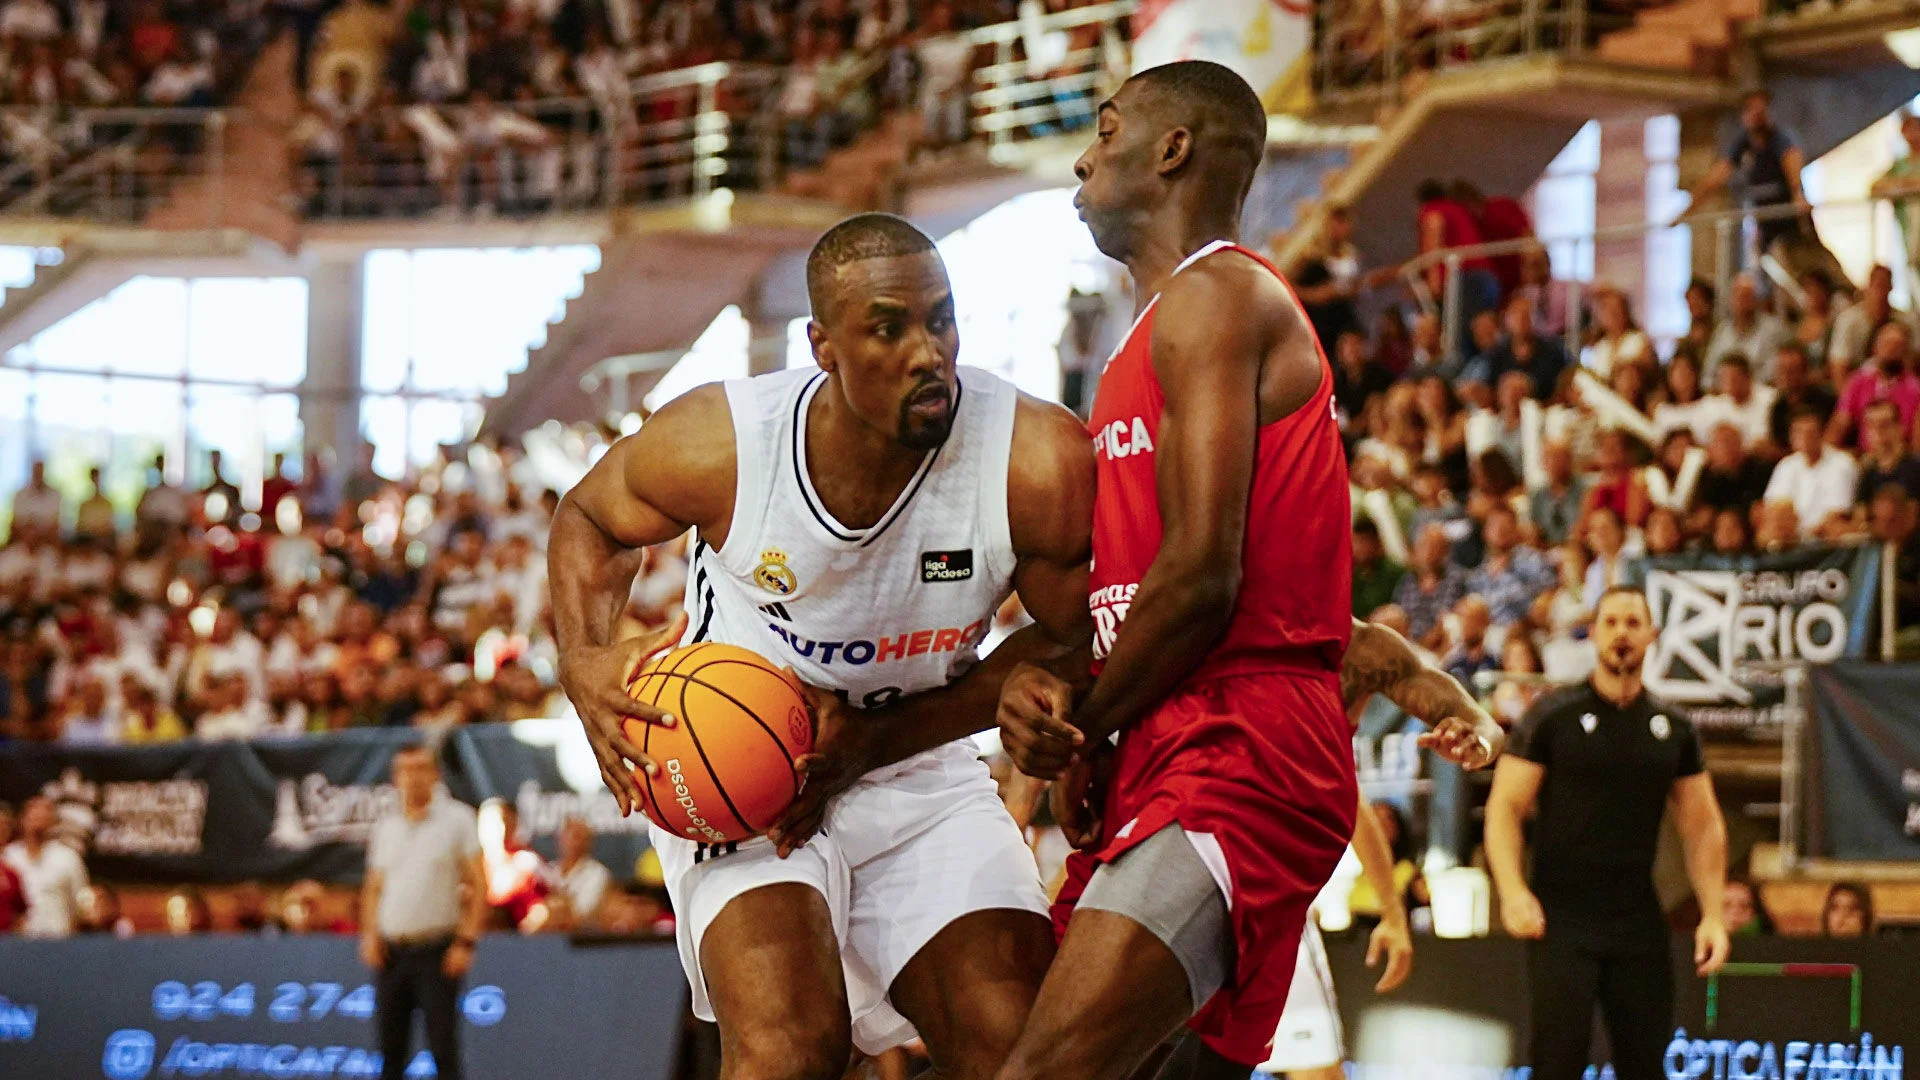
xmin=1596 ymin=0 xmax=1762 ymax=73
xmin=142 ymin=30 xmax=303 ymax=250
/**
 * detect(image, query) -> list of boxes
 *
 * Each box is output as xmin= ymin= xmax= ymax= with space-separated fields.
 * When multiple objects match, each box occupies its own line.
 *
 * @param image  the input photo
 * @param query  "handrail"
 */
xmin=965 ymin=0 xmax=1135 ymax=45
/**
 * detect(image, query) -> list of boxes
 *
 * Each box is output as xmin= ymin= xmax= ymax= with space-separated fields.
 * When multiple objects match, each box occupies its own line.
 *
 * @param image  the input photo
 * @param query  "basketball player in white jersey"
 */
xmin=549 ymin=213 xmax=1096 ymax=1080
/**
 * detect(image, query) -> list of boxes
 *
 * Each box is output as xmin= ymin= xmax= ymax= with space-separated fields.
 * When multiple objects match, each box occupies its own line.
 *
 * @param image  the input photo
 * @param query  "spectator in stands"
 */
xmin=9 ymin=461 xmax=61 ymax=542
xmin=55 ymin=673 xmax=117 ymax=744
xmin=1529 ymin=442 xmax=1585 ymax=546
xmin=1679 ymin=279 xmax=1715 ymax=356
xmin=1722 ymin=878 xmax=1771 ymax=937
xmin=1491 ymin=633 xmax=1547 ymax=726
xmin=143 ymin=42 xmax=215 ymax=107
xmin=1416 ymin=178 xmax=1500 ymax=353
xmin=1708 ymin=508 xmax=1751 ymax=559
xmin=479 ymin=796 xmax=546 ymax=928
xmin=1653 ymin=348 xmax=1711 ymax=441
xmin=3 ymin=795 xmax=88 ymax=938
xmin=120 ymin=674 xmax=186 ymax=744
xmin=1294 ymin=203 xmax=1365 ymax=351
xmin=1481 ymin=291 xmax=1567 ymax=402
xmin=1452 ymin=179 xmax=1532 ymax=297
xmin=1830 ymin=320 xmax=1919 ymax=452
xmin=1820 ymin=882 xmax=1873 ymax=938
xmin=163 ymin=886 xmax=214 ymax=935
xmin=1877 ymin=111 xmax=1920 ymax=286
xmin=1413 ymin=376 xmax=1470 ymax=492
xmin=913 ymin=1 xmax=973 ymax=151
xmin=136 ymin=455 xmax=189 ymax=543
xmin=1764 ymin=408 xmax=1857 ymax=540
xmin=1585 ymin=284 xmax=1652 ymax=379
xmin=363 ymin=746 xmax=484 ymax=1080
xmin=1395 ymin=523 xmax=1469 ymax=651
xmin=1333 ymin=330 xmax=1391 ymax=435
xmin=1767 ymin=342 xmax=1834 ymax=457
xmin=1705 ymin=274 xmax=1787 ymax=384
xmin=1684 ymin=90 xmax=1845 ymax=287
xmin=73 ymin=467 xmax=115 ymax=542
xmin=1693 ymin=423 xmax=1771 ymax=535
xmin=1057 ymin=287 xmax=1113 ymax=419
xmin=203 ymin=450 xmax=241 ymax=524
xmin=1351 ymin=519 xmax=1404 ymax=619
xmin=1831 ymin=265 xmax=1909 ymax=372
xmin=1465 ymin=505 xmax=1554 ymax=629
xmin=1855 ymin=400 xmax=1920 ymax=505
xmin=1442 ymin=594 xmax=1497 ymax=689
xmin=1869 ymin=485 xmax=1920 ymax=657
xmin=553 ymin=815 xmax=611 ymax=928
xmin=78 ymin=882 xmax=132 ymax=936
xmin=1791 ymin=268 xmax=1841 ymax=375
xmin=1582 ymin=507 xmax=1628 ymax=610
xmin=1699 ymin=354 xmax=1774 ymax=449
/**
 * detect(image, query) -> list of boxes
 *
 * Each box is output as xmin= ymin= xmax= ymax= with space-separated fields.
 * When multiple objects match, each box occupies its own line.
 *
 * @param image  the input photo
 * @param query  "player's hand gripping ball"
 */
xmin=623 ymin=644 xmax=815 ymax=843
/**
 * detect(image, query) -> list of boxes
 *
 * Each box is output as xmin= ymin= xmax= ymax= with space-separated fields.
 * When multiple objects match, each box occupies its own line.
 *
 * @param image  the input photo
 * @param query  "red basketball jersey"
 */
xmin=1086 ymin=240 xmax=1352 ymax=681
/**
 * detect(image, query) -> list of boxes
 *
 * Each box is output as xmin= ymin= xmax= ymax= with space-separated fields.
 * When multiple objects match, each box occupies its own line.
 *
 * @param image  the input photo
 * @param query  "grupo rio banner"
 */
xmin=1803 ymin=662 xmax=1920 ymax=862
xmin=1634 ymin=545 xmax=1881 ymax=738
xmin=0 ymin=722 xmax=654 ymax=884
xmin=0 ymin=935 xmax=684 ymax=1080
xmin=1131 ymin=0 xmax=1311 ymax=113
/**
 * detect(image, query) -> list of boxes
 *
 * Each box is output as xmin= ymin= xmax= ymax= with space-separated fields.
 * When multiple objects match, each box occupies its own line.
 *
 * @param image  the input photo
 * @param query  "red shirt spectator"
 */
xmin=260 ymin=455 xmax=299 ymax=520
xmin=1472 ymin=187 xmax=1535 ymax=295
xmin=130 ymin=8 xmax=181 ymax=74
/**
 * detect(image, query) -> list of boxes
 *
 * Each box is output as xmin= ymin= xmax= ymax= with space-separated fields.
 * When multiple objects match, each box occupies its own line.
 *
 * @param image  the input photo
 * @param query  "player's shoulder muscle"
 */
xmin=1006 ymin=391 xmax=1093 ymax=563
xmin=580 ymin=382 xmax=737 ymax=541
xmin=1149 ymin=253 xmax=1302 ymax=396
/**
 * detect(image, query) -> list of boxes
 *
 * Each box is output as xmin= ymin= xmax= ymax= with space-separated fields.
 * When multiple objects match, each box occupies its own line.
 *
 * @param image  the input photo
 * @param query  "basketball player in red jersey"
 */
xmin=992 ymin=60 xmax=1368 ymax=1080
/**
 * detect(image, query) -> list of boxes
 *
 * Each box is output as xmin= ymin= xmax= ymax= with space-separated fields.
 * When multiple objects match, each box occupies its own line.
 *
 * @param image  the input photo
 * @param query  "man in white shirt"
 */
xmin=194 ymin=672 xmax=272 ymax=740
xmin=2 ymin=796 xmax=89 ymax=938
xmin=1704 ymin=274 xmax=1789 ymax=385
xmin=1696 ymin=353 xmax=1777 ymax=448
xmin=0 ymin=0 xmax=61 ymax=41
xmin=10 ymin=460 xmax=63 ymax=542
xmin=1763 ymin=408 xmax=1858 ymax=539
xmin=1830 ymin=264 xmax=1918 ymax=371
xmin=553 ymin=816 xmax=612 ymax=927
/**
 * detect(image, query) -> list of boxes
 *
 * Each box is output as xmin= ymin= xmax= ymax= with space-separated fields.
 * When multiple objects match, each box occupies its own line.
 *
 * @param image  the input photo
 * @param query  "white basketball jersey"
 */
xmin=682 ymin=366 xmax=1018 ymax=715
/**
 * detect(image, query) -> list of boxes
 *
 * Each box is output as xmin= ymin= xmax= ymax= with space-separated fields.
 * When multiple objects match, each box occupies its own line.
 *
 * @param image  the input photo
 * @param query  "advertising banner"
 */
xmin=0 ymin=935 xmax=685 ymax=1080
xmin=1634 ymin=545 xmax=1880 ymax=739
xmin=1323 ymin=935 xmax=1916 ymax=1078
xmin=0 ymin=722 xmax=654 ymax=884
xmin=1803 ymin=663 xmax=1920 ymax=862
xmin=1130 ymin=0 xmax=1312 ymax=113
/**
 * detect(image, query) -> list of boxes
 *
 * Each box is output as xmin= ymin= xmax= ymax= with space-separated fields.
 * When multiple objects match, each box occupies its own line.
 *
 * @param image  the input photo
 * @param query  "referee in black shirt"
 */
xmin=1486 ymin=585 xmax=1730 ymax=1080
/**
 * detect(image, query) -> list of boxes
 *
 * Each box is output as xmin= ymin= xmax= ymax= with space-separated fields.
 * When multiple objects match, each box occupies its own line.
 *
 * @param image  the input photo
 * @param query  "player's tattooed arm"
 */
xmin=1343 ymin=618 xmax=1504 ymax=770
xmin=550 ymin=386 xmax=736 ymax=813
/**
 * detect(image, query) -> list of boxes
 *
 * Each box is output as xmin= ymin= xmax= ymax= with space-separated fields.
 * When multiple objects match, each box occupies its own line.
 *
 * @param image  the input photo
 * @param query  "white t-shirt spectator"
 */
xmin=61 ymin=548 xmax=115 ymax=592
xmin=1764 ymin=446 xmax=1858 ymax=538
xmin=0 ymin=0 xmax=61 ymax=41
xmin=3 ymin=839 xmax=89 ymax=938
xmin=1704 ymin=314 xmax=1788 ymax=384
xmin=1695 ymin=386 xmax=1778 ymax=447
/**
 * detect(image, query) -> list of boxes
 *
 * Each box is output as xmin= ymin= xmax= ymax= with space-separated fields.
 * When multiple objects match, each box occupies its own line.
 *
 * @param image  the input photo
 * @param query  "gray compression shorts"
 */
xmin=1077 ymin=822 xmax=1235 ymax=1011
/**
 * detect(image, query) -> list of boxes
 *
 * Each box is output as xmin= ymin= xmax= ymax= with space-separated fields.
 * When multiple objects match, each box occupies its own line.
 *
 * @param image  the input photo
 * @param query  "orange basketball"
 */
xmin=622 ymin=643 xmax=814 ymax=844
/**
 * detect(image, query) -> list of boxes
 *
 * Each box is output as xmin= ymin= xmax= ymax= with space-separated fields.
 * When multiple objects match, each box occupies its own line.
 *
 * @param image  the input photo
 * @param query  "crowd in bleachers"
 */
xmin=286 ymin=0 xmax=1103 ymax=216
xmin=1287 ymin=172 xmax=1920 ymax=719
xmin=0 ymin=437 xmax=697 ymax=747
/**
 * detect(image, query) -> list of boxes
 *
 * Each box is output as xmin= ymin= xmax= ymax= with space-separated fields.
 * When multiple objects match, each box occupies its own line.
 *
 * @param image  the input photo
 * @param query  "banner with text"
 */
xmin=0 ymin=722 xmax=654 ymax=884
xmin=1131 ymin=0 xmax=1312 ymax=113
xmin=1804 ymin=662 xmax=1920 ymax=862
xmin=1634 ymin=545 xmax=1881 ymax=739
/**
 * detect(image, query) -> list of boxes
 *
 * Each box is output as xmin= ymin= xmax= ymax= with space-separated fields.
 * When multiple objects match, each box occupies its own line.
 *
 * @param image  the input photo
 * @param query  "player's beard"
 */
xmin=1599 ymin=639 xmax=1642 ymax=678
xmin=897 ymin=379 xmax=954 ymax=451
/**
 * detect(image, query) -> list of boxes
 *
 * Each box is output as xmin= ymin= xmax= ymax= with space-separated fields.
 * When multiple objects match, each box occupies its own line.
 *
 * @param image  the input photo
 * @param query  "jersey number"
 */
xmin=832 ymin=686 xmax=904 ymax=710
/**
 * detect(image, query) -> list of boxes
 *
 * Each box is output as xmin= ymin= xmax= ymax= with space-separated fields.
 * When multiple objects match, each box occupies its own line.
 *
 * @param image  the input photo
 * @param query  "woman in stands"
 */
xmin=1586 ymin=284 xmax=1652 ymax=378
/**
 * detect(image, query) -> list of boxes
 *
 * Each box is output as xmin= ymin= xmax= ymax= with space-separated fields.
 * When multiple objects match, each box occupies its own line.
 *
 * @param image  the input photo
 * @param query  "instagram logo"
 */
xmin=102 ymin=1029 xmax=156 ymax=1080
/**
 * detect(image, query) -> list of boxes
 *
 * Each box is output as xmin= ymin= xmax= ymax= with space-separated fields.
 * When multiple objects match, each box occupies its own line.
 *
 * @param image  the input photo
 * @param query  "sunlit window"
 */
xmin=0 ymin=275 xmax=309 ymax=520
xmin=360 ymin=246 xmax=600 ymax=477
xmin=645 ymin=305 xmax=749 ymax=413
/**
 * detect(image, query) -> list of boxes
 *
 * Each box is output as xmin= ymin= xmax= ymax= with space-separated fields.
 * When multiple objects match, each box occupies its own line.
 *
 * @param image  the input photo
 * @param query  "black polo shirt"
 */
xmin=1510 ymin=682 xmax=1703 ymax=940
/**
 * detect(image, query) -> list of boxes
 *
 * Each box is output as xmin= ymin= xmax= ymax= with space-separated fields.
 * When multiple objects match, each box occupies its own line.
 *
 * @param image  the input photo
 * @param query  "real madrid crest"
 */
xmin=1650 ymin=714 xmax=1671 ymax=741
xmin=754 ymin=548 xmax=798 ymax=596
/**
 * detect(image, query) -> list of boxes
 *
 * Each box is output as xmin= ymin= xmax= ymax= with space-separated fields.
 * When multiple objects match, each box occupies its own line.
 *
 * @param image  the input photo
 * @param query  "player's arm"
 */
xmin=1063 ymin=262 xmax=1290 ymax=752
xmin=358 ymin=868 xmax=385 ymax=970
xmin=1344 ymin=618 xmax=1504 ymax=770
xmin=1485 ymin=755 xmax=1546 ymax=939
xmin=1672 ymin=771 xmax=1731 ymax=975
xmin=549 ymin=385 xmax=732 ymax=813
xmin=1351 ymin=790 xmax=1413 ymax=993
xmin=445 ymin=851 xmax=487 ymax=977
xmin=770 ymin=396 xmax=1094 ymax=854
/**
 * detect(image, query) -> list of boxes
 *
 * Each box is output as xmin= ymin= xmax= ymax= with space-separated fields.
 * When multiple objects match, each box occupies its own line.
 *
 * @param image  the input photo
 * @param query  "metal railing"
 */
xmin=298 ymin=63 xmax=783 ymax=220
xmin=0 ymin=107 xmax=228 ymax=224
xmin=1398 ymin=196 xmax=1897 ymax=367
xmin=1314 ymin=0 xmax=1635 ymax=107
xmin=969 ymin=0 xmax=1133 ymax=157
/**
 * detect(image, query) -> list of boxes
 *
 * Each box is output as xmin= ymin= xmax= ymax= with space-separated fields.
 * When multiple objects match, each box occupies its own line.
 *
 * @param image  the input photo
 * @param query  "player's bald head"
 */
xmin=806 ymin=213 xmax=939 ymax=322
xmin=1117 ymin=60 xmax=1267 ymax=198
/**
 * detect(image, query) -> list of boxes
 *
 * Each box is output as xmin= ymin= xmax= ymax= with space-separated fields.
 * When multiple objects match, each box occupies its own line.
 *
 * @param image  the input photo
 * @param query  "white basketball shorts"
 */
xmin=650 ymin=742 xmax=1049 ymax=1054
xmin=1258 ymin=921 xmax=1345 ymax=1073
